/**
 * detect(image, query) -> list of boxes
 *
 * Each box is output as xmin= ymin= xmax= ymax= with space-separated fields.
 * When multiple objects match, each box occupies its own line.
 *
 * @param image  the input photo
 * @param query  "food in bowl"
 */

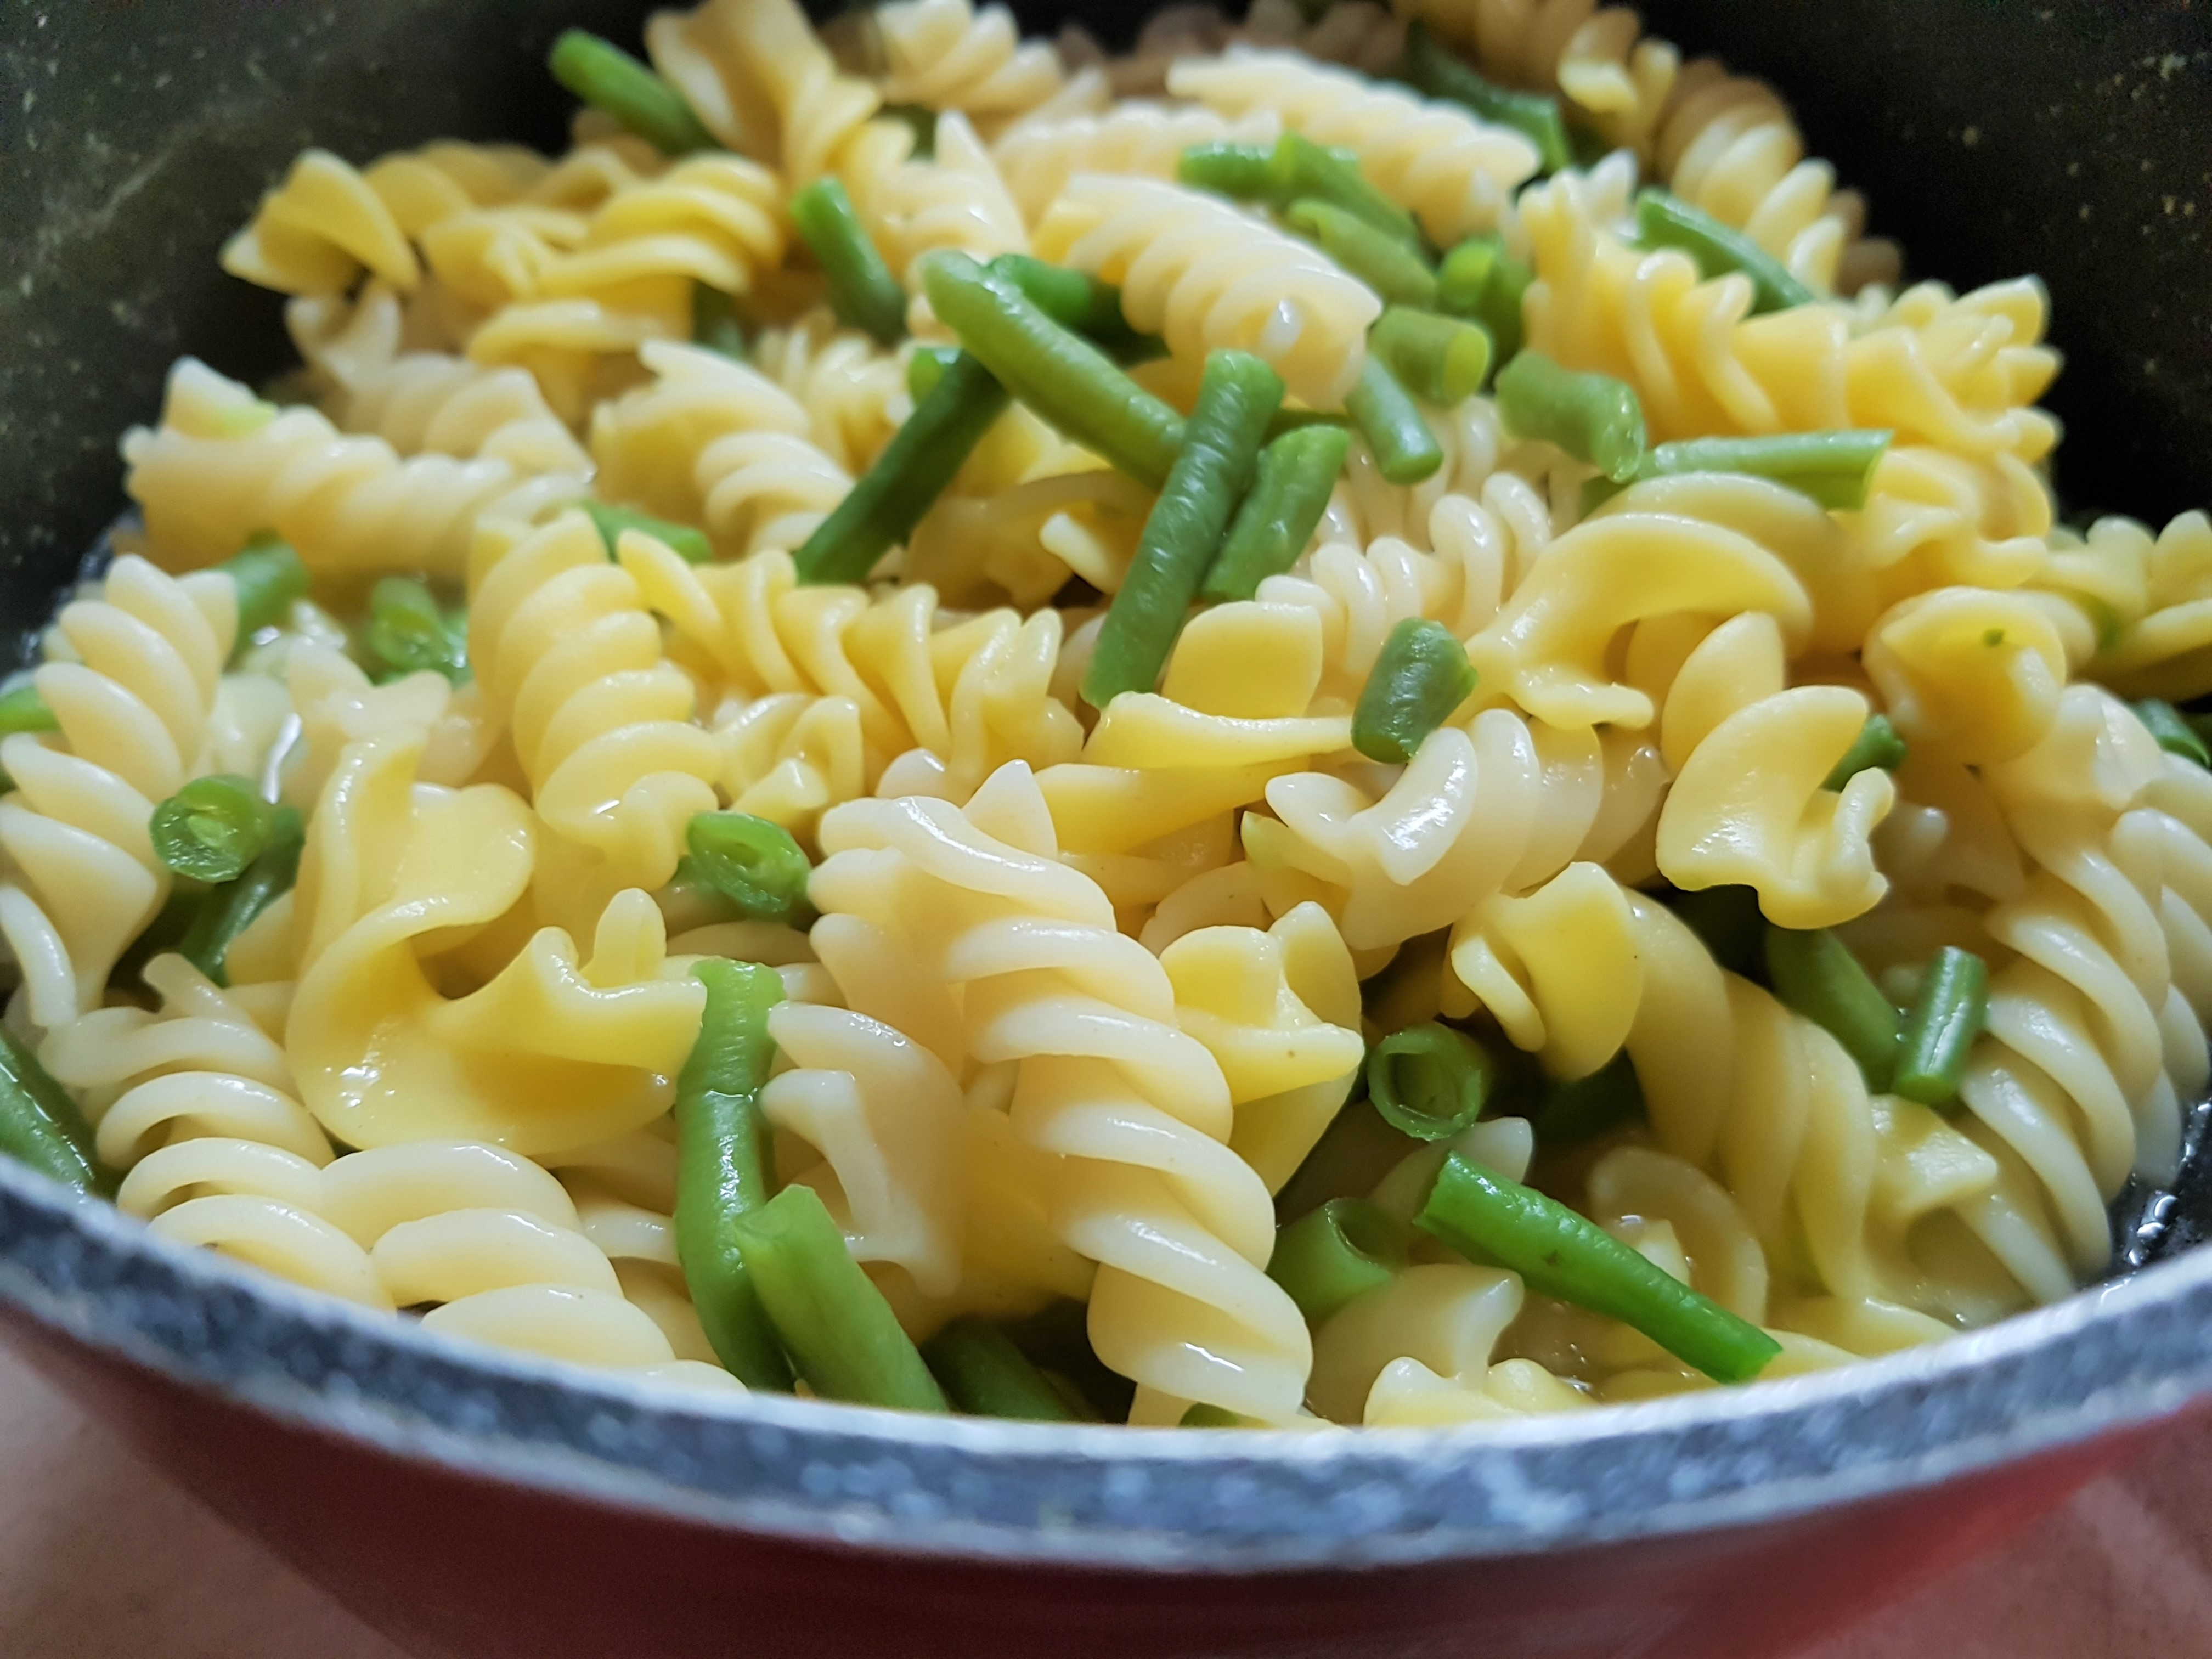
xmin=1 ymin=0 xmax=2204 ymax=1432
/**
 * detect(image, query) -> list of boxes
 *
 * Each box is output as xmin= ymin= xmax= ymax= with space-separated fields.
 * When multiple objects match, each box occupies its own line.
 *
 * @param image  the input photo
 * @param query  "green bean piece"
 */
xmin=1365 ymin=1020 xmax=1494 ymax=1142
xmin=1284 ymin=200 xmax=1438 ymax=309
xmin=1433 ymin=233 xmax=1531 ymax=360
xmin=1494 ymin=350 xmax=1646 ymax=481
xmin=1000 ymin=1297 xmax=1130 ymax=1421
xmin=583 ymin=500 xmax=713 ymax=566
xmin=680 ymin=811 xmax=814 ymax=925
xmin=365 ymin=577 xmax=469 ymax=684
xmin=1267 ymin=1197 xmax=1405 ymax=1324
xmin=0 ymin=1025 xmax=101 ymax=1193
xmin=673 ymin=959 xmax=796 ymax=1391
xmin=692 ymin=284 xmax=747 ymax=360
xmin=1418 ymin=1154 xmax=1782 ymax=1383
xmin=1368 ymin=307 xmax=1494 ymax=407
xmin=790 ymin=178 xmax=909 ymax=347
xmin=906 ymin=343 xmax=962 ymax=400
xmin=1268 ymin=132 xmax=1424 ymax=250
xmin=1532 ymin=1051 xmax=1645 ymax=1146
xmin=1821 ymin=713 xmax=1909 ymax=791
xmin=1179 ymin=1403 xmax=1261 ymax=1427
xmin=921 ymin=252 xmax=1184 ymax=488
xmin=0 ymin=683 xmax=58 ymax=738
xmin=1352 ymin=618 xmax=1477 ymax=763
xmin=1666 ymin=884 xmax=1767 ymax=979
xmin=1633 ymin=188 xmax=1815 ymax=315
xmin=151 ymin=774 xmax=278 ymax=884
xmin=921 ymin=1317 xmax=1079 ymax=1421
xmin=2135 ymin=699 xmax=2211 ymax=768
xmin=881 ymin=101 xmax=938 ymax=159
xmin=1764 ymin=924 xmax=1900 ymax=1091
xmin=177 ymin=806 xmax=303 ymax=988
xmin=547 ymin=30 xmax=716 ymax=156
xmin=216 ymin=537 xmax=311 ymax=638
xmin=1177 ymin=140 xmax=1278 ymax=202
xmin=1401 ymin=21 xmax=1573 ymax=174
xmin=1639 ymin=431 xmax=1895 ymax=511
xmin=987 ymin=254 xmax=1127 ymax=339
xmin=732 ymin=1182 xmax=946 ymax=1410
xmin=1083 ymin=351 xmax=1284 ymax=707
xmin=1200 ymin=424 xmax=1352 ymax=601
xmin=1892 ymin=947 xmax=1989 ymax=1111
xmin=1346 ymin=358 xmax=1443 ymax=486
xmin=794 ymin=348 xmax=1010 ymax=584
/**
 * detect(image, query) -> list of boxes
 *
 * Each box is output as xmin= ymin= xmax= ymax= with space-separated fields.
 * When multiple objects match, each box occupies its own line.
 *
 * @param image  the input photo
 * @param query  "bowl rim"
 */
xmin=4 ymin=1155 xmax=2209 ymax=1572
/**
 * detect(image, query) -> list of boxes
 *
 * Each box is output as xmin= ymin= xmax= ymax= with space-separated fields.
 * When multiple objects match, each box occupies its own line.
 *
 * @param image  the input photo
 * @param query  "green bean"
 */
xmin=881 ymin=101 xmax=938 ymax=159
xmin=1821 ymin=713 xmax=1909 ymax=791
xmin=1346 ymin=357 xmax=1443 ymax=485
xmin=1199 ymin=424 xmax=1352 ymax=601
xmin=151 ymin=774 xmax=278 ymax=884
xmin=0 ymin=1025 xmax=101 ymax=1193
xmin=692 ymin=284 xmax=746 ymax=360
xmin=1267 ymin=1197 xmax=1405 ymax=1324
xmin=673 ymin=959 xmax=795 ymax=1391
xmin=999 ymin=1298 xmax=1129 ymax=1421
xmin=583 ymin=500 xmax=713 ymax=566
xmin=1665 ymin=884 xmax=1767 ymax=980
xmin=732 ymin=1182 xmax=946 ymax=1410
xmin=794 ymin=348 xmax=1010 ymax=584
xmin=547 ymin=30 xmax=716 ymax=156
xmin=1177 ymin=140 xmax=1278 ymax=202
xmin=1083 ymin=349 xmax=1284 ymax=707
xmin=680 ymin=811 xmax=814 ymax=925
xmin=1764 ymin=925 xmax=1900 ymax=1091
xmin=988 ymin=254 xmax=1128 ymax=340
xmin=790 ymin=178 xmax=908 ymax=347
xmin=1494 ymin=350 xmax=1646 ymax=481
xmin=906 ymin=343 xmax=962 ymax=401
xmin=365 ymin=577 xmax=469 ymax=683
xmin=1284 ymin=200 xmax=1438 ymax=309
xmin=921 ymin=251 xmax=1184 ymax=488
xmin=921 ymin=1317 xmax=1079 ymax=1421
xmin=1434 ymin=233 xmax=1531 ymax=360
xmin=1178 ymin=1403 xmax=1261 ymax=1427
xmin=1368 ymin=307 xmax=1494 ymax=407
xmin=0 ymin=683 xmax=58 ymax=737
xmin=1365 ymin=1020 xmax=1494 ymax=1140
xmin=1638 ymin=431 xmax=1895 ymax=511
xmin=2135 ymin=699 xmax=2210 ymax=768
xmin=1892 ymin=947 xmax=1989 ymax=1111
xmin=1269 ymin=133 xmax=1424 ymax=250
xmin=1417 ymin=1153 xmax=1781 ymax=1383
xmin=216 ymin=537 xmax=310 ymax=639
xmin=1352 ymin=618 xmax=1477 ymax=763
xmin=1532 ymin=1050 xmax=1645 ymax=1145
xmin=1634 ymin=188 xmax=1814 ymax=315
xmin=1401 ymin=21 xmax=1573 ymax=174
xmin=177 ymin=806 xmax=303 ymax=987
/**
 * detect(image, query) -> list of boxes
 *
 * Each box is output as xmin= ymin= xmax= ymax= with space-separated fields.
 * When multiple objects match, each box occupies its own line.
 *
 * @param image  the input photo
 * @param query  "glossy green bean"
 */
xmin=1433 ymin=233 xmax=1530 ymax=360
xmin=0 ymin=1026 xmax=101 ymax=1192
xmin=216 ymin=537 xmax=310 ymax=639
xmin=583 ymin=500 xmax=713 ymax=565
xmin=1176 ymin=140 xmax=1277 ymax=202
xmin=1764 ymin=925 xmax=1900 ymax=1091
xmin=1821 ymin=714 xmax=1909 ymax=790
xmin=1364 ymin=1020 xmax=1494 ymax=1139
xmin=1284 ymin=200 xmax=1438 ymax=309
xmin=1494 ymin=349 xmax=1646 ymax=481
xmin=1634 ymin=188 xmax=1814 ymax=314
xmin=1368 ymin=307 xmax=1494 ymax=407
xmin=1352 ymin=618 xmax=1477 ymax=763
xmin=1268 ymin=132 xmax=1423 ymax=249
xmin=921 ymin=1318 xmax=1079 ymax=1420
xmin=692 ymin=284 xmax=747 ymax=360
xmin=1346 ymin=357 xmax=1443 ymax=485
xmin=906 ymin=344 xmax=961 ymax=400
xmin=791 ymin=178 xmax=908 ymax=347
xmin=151 ymin=774 xmax=278 ymax=884
xmin=679 ymin=811 xmax=813 ymax=925
xmin=1267 ymin=1197 xmax=1404 ymax=1324
xmin=1892 ymin=946 xmax=1989 ymax=1110
xmin=1401 ymin=21 xmax=1572 ymax=173
xmin=0 ymin=683 xmax=58 ymax=738
xmin=2135 ymin=699 xmax=2210 ymax=768
xmin=1630 ymin=431 xmax=1895 ymax=511
xmin=177 ymin=806 xmax=303 ymax=987
xmin=1199 ymin=423 xmax=1352 ymax=601
xmin=365 ymin=576 xmax=469 ymax=682
xmin=547 ymin=30 xmax=715 ymax=155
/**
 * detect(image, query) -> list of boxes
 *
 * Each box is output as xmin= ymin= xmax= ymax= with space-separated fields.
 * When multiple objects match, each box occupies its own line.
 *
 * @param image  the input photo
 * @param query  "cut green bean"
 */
xmin=0 ymin=1025 xmax=101 ymax=1193
xmin=2135 ymin=699 xmax=2210 ymax=768
xmin=1434 ymin=233 xmax=1531 ymax=360
xmin=0 ymin=683 xmax=58 ymax=738
xmin=1200 ymin=423 xmax=1352 ymax=601
xmin=151 ymin=774 xmax=278 ymax=884
xmin=1495 ymin=350 xmax=1646 ymax=481
xmin=216 ymin=537 xmax=310 ymax=638
xmin=1892 ymin=946 xmax=1989 ymax=1110
xmin=732 ymin=1182 xmax=946 ymax=1410
xmin=988 ymin=254 xmax=1127 ymax=340
xmin=922 ymin=1317 xmax=1079 ymax=1421
xmin=1084 ymin=349 xmax=1284 ymax=707
xmin=365 ymin=577 xmax=469 ymax=684
xmin=547 ymin=30 xmax=716 ymax=156
xmin=1285 ymin=200 xmax=1439 ymax=309
xmin=906 ymin=343 xmax=961 ymax=400
xmin=692 ymin=284 xmax=746 ymax=360
xmin=791 ymin=177 xmax=908 ymax=347
xmin=1634 ymin=188 xmax=1814 ymax=315
xmin=177 ymin=806 xmax=303 ymax=987
xmin=1000 ymin=1298 xmax=1130 ymax=1422
xmin=1402 ymin=21 xmax=1573 ymax=174
xmin=1178 ymin=1403 xmax=1261 ymax=1427
xmin=1533 ymin=1051 xmax=1646 ymax=1145
xmin=1352 ymin=618 xmax=1477 ymax=763
xmin=679 ymin=811 xmax=813 ymax=925
xmin=1177 ymin=140 xmax=1278 ymax=202
xmin=1269 ymin=132 xmax=1423 ymax=249
xmin=1346 ymin=357 xmax=1443 ymax=486
xmin=794 ymin=348 xmax=1009 ymax=584
xmin=921 ymin=252 xmax=1184 ymax=488
xmin=1368 ymin=307 xmax=1494 ymax=407
xmin=1267 ymin=1197 xmax=1405 ymax=1324
xmin=1765 ymin=924 xmax=1900 ymax=1091
xmin=583 ymin=500 xmax=713 ymax=566
xmin=1365 ymin=1021 xmax=1494 ymax=1140
xmin=1666 ymin=884 xmax=1767 ymax=980
xmin=1637 ymin=431 xmax=1895 ymax=511
xmin=1417 ymin=1153 xmax=1782 ymax=1383
xmin=673 ymin=959 xmax=795 ymax=1391
xmin=1821 ymin=714 xmax=1909 ymax=791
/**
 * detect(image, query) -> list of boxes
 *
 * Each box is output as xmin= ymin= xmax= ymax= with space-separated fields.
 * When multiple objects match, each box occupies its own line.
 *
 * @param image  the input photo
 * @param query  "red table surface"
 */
xmin=3 ymin=1338 xmax=2205 ymax=1659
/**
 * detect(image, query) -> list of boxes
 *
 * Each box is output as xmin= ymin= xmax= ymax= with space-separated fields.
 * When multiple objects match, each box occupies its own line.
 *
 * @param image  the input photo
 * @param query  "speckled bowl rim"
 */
xmin=4 ymin=1155 xmax=2208 ymax=1571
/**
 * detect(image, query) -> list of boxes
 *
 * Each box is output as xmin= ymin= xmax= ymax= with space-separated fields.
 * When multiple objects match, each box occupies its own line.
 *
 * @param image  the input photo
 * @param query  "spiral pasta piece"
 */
xmin=877 ymin=0 xmax=1065 ymax=125
xmin=991 ymin=100 xmax=1281 ymax=227
xmin=748 ymin=307 xmax=911 ymax=474
xmin=874 ymin=110 xmax=1032 ymax=278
